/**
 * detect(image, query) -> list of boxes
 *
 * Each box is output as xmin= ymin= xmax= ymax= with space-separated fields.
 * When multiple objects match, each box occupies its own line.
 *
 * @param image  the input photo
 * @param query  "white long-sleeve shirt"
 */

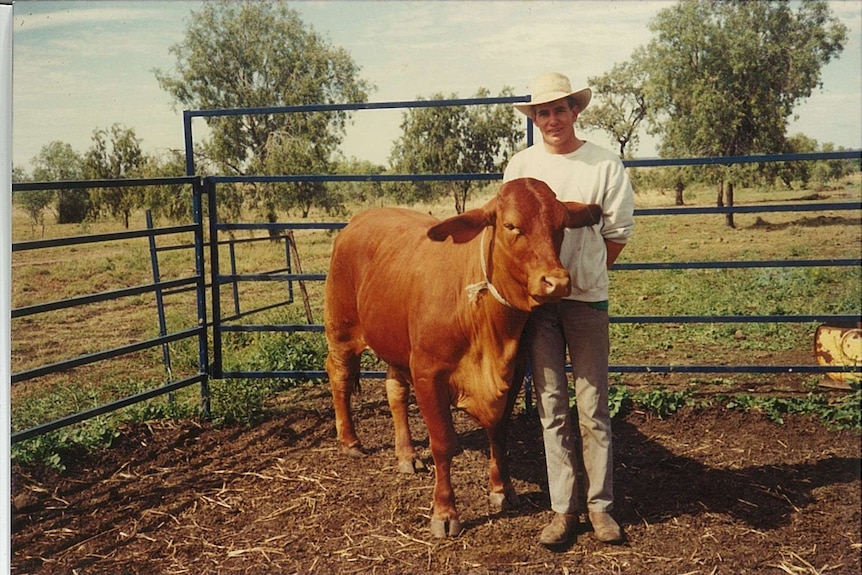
xmin=503 ymin=141 xmax=635 ymax=302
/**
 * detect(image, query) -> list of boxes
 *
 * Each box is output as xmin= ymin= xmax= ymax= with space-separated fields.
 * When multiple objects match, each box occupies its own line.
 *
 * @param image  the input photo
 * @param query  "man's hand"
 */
xmin=606 ymin=240 xmax=626 ymax=269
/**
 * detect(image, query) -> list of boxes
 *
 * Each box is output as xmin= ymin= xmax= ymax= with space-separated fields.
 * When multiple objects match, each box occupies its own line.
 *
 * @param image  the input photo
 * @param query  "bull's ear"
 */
xmin=563 ymin=201 xmax=602 ymax=228
xmin=427 ymin=197 xmax=497 ymax=243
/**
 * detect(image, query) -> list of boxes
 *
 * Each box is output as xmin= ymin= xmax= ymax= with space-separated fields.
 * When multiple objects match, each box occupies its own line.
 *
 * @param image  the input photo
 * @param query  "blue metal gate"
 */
xmin=10 ymin=176 xmax=210 ymax=443
xmin=184 ymin=98 xmax=860 ymax=381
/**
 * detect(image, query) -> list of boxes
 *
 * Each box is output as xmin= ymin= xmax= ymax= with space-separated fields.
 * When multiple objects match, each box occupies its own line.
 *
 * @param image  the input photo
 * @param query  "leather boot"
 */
xmin=538 ymin=512 xmax=578 ymax=546
xmin=588 ymin=511 xmax=623 ymax=543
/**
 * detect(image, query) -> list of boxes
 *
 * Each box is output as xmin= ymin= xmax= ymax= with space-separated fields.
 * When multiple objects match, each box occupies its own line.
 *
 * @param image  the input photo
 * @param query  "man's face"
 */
xmin=531 ymin=98 xmax=578 ymax=153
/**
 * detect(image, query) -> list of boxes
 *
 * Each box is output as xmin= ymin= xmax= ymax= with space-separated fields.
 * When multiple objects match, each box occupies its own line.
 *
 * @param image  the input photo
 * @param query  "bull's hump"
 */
xmin=350 ymin=207 xmax=438 ymax=229
xmin=343 ymin=209 xmax=437 ymax=251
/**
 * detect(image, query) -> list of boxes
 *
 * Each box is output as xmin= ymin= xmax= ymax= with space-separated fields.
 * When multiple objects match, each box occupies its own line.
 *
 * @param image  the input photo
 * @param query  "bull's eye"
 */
xmin=503 ymin=222 xmax=521 ymax=235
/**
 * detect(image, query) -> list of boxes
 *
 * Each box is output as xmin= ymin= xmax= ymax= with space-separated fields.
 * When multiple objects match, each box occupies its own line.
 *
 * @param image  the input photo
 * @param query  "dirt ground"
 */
xmin=11 ymin=381 xmax=861 ymax=575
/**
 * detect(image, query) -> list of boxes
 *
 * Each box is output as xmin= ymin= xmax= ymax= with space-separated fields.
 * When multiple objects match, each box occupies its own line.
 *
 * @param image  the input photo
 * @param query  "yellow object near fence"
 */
xmin=815 ymin=323 xmax=862 ymax=388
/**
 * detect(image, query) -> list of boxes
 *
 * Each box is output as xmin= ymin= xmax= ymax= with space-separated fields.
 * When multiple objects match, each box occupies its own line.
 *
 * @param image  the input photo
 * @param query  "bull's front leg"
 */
xmin=486 ymin=420 xmax=520 ymax=510
xmin=486 ymin=364 xmax=525 ymax=510
xmin=413 ymin=377 xmax=462 ymax=538
xmin=480 ymin=384 xmax=521 ymax=510
xmin=384 ymin=366 xmax=426 ymax=474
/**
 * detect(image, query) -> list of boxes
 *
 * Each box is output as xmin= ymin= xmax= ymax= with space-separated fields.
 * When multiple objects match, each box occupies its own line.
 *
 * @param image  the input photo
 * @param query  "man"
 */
xmin=503 ymin=72 xmax=634 ymax=547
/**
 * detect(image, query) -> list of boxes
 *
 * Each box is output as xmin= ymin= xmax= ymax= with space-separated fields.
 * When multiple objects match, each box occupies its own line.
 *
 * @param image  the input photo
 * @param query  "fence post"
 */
xmin=205 ymin=177 xmax=223 ymax=384
xmin=229 ymin=239 xmax=240 ymax=317
xmin=146 ymin=211 xmax=174 ymax=400
xmin=193 ymin=178 xmax=211 ymax=418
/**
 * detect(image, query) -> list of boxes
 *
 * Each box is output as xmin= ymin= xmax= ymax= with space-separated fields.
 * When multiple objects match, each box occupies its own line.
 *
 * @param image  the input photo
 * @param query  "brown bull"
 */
xmin=323 ymin=177 xmax=602 ymax=537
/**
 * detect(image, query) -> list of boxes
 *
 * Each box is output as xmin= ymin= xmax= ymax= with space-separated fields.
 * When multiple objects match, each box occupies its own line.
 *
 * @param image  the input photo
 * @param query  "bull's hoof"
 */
xmin=342 ymin=445 xmax=365 ymax=458
xmin=488 ymin=490 xmax=520 ymax=510
xmin=430 ymin=517 xmax=463 ymax=538
xmin=397 ymin=457 xmax=427 ymax=474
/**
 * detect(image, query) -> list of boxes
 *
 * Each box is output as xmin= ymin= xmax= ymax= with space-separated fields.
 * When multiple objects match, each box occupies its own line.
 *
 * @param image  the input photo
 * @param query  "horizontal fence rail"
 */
xmin=11 ymin=224 xmax=200 ymax=252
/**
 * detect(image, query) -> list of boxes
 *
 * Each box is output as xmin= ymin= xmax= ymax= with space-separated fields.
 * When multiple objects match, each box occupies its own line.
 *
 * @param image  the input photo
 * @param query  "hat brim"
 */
xmin=514 ymin=87 xmax=591 ymax=116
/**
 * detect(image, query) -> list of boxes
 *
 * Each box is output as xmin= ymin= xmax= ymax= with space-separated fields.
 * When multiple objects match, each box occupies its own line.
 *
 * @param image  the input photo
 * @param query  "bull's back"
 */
xmin=325 ymin=208 xmax=465 ymax=366
xmin=327 ymin=208 xmax=438 ymax=293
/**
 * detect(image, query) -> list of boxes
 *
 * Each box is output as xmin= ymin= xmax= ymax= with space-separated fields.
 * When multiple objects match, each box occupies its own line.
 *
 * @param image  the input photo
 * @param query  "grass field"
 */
xmin=10 ymin=173 xmax=862 ymax=465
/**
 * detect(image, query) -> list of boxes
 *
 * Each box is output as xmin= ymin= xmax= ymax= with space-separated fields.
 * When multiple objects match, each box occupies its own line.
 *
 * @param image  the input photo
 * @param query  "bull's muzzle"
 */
xmin=533 ymin=268 xmax=571 ymax=302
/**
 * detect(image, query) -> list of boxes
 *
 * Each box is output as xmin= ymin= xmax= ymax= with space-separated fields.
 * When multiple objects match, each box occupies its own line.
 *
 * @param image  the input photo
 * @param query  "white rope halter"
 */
xmin=465 ymin=227 xmax=513 ymax=308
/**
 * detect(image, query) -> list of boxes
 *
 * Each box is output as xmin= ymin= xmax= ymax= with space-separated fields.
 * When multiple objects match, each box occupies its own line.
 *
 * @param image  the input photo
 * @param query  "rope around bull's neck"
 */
xmin=465 ymin=227 xmax=513 ymax=308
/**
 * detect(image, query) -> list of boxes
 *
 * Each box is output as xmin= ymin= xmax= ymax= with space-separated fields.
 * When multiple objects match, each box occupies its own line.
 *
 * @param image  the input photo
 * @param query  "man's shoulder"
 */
xmin=581 ymin=141 xmax=623 ymax=163
xmin=504 ymin=145 xmax=542 ymax=178
xmin=511 ymin=144 xmax=543 ymax=161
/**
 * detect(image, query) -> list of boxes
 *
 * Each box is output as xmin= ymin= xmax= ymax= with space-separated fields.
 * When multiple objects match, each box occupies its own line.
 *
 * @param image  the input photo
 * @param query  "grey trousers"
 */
xmin=523 ymin=300 xmax=614 ymax=514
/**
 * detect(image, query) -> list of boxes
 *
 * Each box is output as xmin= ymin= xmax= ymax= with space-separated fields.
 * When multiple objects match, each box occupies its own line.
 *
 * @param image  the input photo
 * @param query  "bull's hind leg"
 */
xmin=385 ymin=366 xmax=426 ymax=474
xmin=325 ymin=344 xmax=365 ymax=458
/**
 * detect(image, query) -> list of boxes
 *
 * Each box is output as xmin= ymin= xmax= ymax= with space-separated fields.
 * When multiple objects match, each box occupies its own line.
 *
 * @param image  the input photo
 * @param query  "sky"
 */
xmin=11 ymin=0 xmax=862 ymax=170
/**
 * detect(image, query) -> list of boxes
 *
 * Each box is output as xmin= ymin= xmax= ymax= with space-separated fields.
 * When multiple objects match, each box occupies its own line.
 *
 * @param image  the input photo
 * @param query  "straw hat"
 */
xmin=514 ymin=72 xmax=591 ymax=116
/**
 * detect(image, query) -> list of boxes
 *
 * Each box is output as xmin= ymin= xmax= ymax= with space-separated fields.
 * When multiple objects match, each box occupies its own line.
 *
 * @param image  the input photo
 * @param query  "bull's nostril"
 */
xmin=542 ymin=275 xmax=571 ymax=296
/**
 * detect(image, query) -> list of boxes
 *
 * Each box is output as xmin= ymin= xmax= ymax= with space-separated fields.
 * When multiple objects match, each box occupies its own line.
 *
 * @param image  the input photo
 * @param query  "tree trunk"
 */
xmin=266 ymin=210 xmax=281 ymax=242
xmin=725 ymin=182 xmax=735 ymax=228
xmin=453 ymin=184 xmax=467 ymax=215
xmin=715 ymin=180 xmax=735 ymax=228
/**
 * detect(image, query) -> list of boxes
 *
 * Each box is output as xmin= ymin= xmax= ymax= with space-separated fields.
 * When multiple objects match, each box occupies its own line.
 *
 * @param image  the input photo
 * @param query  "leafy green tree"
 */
xmin=154 ymin=0 xmax=372 ymax=221
xmin=389 ymin=88 xmax=523 ymax=213
xmin=139 ymin=149 xmax=195 ymax=224
xmin=30 ymin=141 xmax=88 ymax=224
xmin=815 ymin=142 xmax=858 ymax=186
xmin=389 ymin=94 xmax=463 ymax=208
xmin=776 ymin=133 xmax=818 ymax=188
xmin=261 ymin=130 xmax=343 ymax=218
xmin=791 ymin=140 xmax=857 ymax=191
xmin=580 ymin=57 xmax=649 ymax=158
xmin=83 ymin=124 xmax=147 ymax=228
xmin=11 ymin=164 xmax=27 ymax=183
xmin=328 ymin=157 xmax=387 ymax=208
xmin=642 ymin=0 xmax=847 ymax=227
xmin=11 ymin=165 xmax=51 ymax=237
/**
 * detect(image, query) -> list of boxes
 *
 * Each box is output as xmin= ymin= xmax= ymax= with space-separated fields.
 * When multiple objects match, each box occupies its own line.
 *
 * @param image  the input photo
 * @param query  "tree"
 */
xmin=774 ymin=133 xmax=818 ymax=188
xmin=328 ymin=157 xmax=386 ymax=208
xmin=154 ymin=0 xmax=372 ymax=220
xmin=83 ymin=124 xmax=147 ymax=228
xmin=11 ymin=164 xmax=27 ymax=183
xmin=262 ymin=131 xmax=343 ymax=218
xmin=580 ymin=57 xmax=649 ymax=158
xmin=642 ymin=0 xmax=846 ymax=227
xmin=389 ymin=88 xmax=523 ymax=214
xmin=11 ymin=165 xmax=51 ymax=237
xmin=30 ymin=141 xmax=88 ymax=225
xmin=140 ymin=149 xmax=194 ymax=224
